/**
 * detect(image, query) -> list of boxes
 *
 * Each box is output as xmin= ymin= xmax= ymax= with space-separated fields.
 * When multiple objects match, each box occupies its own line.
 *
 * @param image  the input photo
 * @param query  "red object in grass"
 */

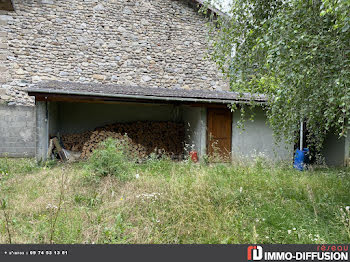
xmin=190 ymin=151 xmax=198 ymax=163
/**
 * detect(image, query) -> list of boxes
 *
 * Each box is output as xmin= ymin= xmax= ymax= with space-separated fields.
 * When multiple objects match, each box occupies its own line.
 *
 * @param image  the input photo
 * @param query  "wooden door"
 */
xmin=207 ymin=108 xmax=232 ymax=161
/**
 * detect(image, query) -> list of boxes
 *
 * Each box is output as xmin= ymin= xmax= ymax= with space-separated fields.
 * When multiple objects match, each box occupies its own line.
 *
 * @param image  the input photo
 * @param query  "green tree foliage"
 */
xmin=204 ymin=0 xmax=350 ymax=151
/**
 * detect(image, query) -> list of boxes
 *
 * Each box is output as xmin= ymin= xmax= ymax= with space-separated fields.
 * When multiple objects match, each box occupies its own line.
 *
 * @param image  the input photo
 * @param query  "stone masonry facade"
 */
xmin=0 ymin=10 xmax=9 ymax=101
xmin=0 ymin=0 xmax=228 ymax=106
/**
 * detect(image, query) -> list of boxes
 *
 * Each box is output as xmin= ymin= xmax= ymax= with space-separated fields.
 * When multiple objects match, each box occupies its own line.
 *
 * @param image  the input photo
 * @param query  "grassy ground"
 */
xmin=0 ymin=156 xmax=349 ymax=244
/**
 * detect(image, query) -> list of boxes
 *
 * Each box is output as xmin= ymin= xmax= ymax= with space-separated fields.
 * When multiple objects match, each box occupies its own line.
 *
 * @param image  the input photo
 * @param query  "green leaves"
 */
xmin=1 ymin=198 xmax=7 ymax=210
xmin=203 ymin=0 xmax=350 ymax=151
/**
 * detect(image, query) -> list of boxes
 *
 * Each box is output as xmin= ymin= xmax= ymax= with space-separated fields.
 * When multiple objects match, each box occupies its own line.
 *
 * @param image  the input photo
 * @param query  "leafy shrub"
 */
xmin=86 ymin=138 xmax=133 ymax=181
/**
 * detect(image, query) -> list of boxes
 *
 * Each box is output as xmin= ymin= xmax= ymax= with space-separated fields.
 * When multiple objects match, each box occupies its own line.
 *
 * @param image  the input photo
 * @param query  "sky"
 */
xmin=211 ymin=0 xmax=233 ymax=13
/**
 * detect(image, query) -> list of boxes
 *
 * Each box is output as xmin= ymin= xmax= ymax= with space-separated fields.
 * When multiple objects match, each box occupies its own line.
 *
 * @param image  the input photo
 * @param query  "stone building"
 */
xmin=0 ymin=0 xmax=347 ymax=165
xmin=1 ymin=0 xmax=229 ymax=106
xmin=0 ymin=0 xmax=226 ymax=158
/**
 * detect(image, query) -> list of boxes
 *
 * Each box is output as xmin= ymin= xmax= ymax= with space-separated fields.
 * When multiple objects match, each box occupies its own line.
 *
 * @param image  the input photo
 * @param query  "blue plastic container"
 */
xmin=293 ymin=148 xmax=309 ymax=171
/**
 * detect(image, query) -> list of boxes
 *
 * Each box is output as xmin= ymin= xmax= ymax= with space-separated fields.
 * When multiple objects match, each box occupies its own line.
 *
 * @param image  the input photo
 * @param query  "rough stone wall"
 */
xmin=0 ymin=10 xmax=10 ymax=101
xmin=0 ymin=104 xmax=36 ymax=157
xmin=0 ymin=0 xmax=228 ymax=106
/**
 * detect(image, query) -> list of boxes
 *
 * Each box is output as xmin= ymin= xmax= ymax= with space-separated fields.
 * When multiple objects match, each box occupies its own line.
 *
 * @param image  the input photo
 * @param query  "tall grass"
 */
xmin=0 ymin=154 xmax=349 ymax=244
xmin=0 ymin=157 xmax=39 ymax=177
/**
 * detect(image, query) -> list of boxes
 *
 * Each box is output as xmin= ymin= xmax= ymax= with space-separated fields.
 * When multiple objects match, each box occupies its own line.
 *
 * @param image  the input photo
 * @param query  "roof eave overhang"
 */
xmin=27 ymin=89 xmax=267 ymax=105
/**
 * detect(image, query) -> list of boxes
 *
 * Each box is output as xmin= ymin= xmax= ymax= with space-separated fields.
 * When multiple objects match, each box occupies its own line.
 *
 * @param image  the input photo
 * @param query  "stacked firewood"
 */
xmin=61 ymin=131 xmax=92 ymax=152
xmin=61 ymin=121 xmax=185 ymax=160
xmin=80 ymin=131 xmax=138 ymax=159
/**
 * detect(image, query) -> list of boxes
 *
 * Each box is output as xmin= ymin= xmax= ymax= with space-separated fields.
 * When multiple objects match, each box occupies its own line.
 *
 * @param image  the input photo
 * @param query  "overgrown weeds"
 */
xmin=0 ymin=157 xmax=40 ymax=176
xmin=0 ymin=157 xmax=9 ymax=176
xmin=0 ymin=157 xmax=349 ymax=244
xmin=0 ymin=198 xmax=12 ymax=244
xmin=86 ymin=138 xmax=134 ymax=181
xmin=48 ymin=169 xmax=66 ymax=244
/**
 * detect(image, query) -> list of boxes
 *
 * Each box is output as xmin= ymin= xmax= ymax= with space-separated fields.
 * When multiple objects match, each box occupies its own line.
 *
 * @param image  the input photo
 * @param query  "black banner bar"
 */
xmin=0 ymin=244 xmax=348 ymax=262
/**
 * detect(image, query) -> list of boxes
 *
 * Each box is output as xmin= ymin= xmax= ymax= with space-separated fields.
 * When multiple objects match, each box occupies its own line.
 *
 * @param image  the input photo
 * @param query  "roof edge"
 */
xmin=27 ymin=87 xmax=267 ymax=105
